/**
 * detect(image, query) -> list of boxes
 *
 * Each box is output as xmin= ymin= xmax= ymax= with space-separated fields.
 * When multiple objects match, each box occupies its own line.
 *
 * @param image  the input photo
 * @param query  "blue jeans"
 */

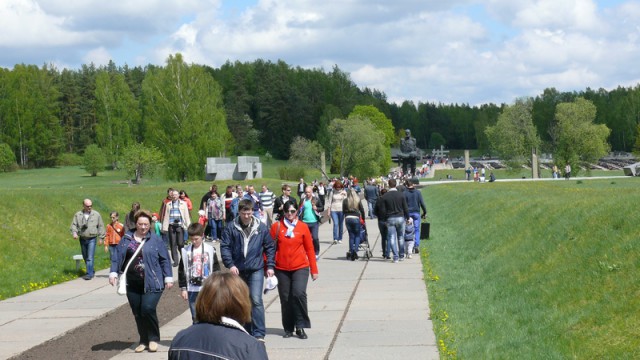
xmin=345 ymin=217 xmax=362 ymax=254
xmin=208 ymin=219 xmax=223 ymax=240
xmin=386 ymin=217 xmax=405 ymax=261
xmin=126 ymin=288 xmax=162 ymax=344
xmin=331 ymin=211 xmax=344 ymax=241
xmin=377 ymin=220 xmax=388 ymax=257
xmin=304 ymin=221 xmax=320 ymax=255
xmin=367 ymin=200 xmax=377 ymax=219
xmin=187 ymin=291 xmax=199 ymax=323
xmin=409 ymin=212 xmax=421 ymax=247
xmin=240 ymin=268 xmax=266 ymax=337
xmin=79 ymin=237 xmax=96 ymax=277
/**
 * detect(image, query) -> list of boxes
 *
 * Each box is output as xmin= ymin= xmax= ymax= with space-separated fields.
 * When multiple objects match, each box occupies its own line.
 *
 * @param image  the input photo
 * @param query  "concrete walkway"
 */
xmin=0 ymin=216 xmax=439 ymax=360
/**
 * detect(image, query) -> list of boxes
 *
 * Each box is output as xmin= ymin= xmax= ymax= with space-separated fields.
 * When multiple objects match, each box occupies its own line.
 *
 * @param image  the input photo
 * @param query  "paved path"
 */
xmin=0 ymin=215 xmax=439 ymax=360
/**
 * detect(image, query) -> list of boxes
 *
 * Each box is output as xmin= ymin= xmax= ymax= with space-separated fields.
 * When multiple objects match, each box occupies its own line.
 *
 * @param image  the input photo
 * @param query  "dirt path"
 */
xmin=10 ymin=286 xmax=186 ymax=360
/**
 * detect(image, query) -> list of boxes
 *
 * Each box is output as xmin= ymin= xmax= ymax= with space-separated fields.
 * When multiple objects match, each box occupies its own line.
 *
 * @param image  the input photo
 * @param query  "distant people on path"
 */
xmin=375 ymin=188 xmax=389 ymax=259
xmin=378 ymin=179 xmax=410 ymax=263
xmin=220 ymin=199 xmax=276 ymax=341
xmin=274 ymin=184 xmax=297 ymax=221
xmin=299 ymin=186 xmax=321 ymax=260
xmin=169 ymin=272 xmax=269 ymax=360
xmin=328 ymin=180 xmax=348 ymax=244
xmin=403 ymin=180 xmax=427 ymax=254
xmin=297 ymin=178 xmax=307 ymax=200
xmin=178 ymin=223 xmax=221 ymax=323
xmin=70 ymin=198 xmax=106 ymax=280
xmin=162 ymin=189 xmax=191 ymax=267
xmin=565 ymin=163 xmax=572 ymax=179
xmin=259 ymin=184 xmax=276 ymax=225
xmin=489 ymin=172 xmax=496 ymax=182
xmin=364 ymin=179 xmax=380 ymax=219
xmin=124 ymin=202 xmax=140 ymax=234
xmin=221 ymin=185 xmax=237 ymax=223
xmin=109 ymin=209 xmax=173 ymax=353
xmin=552 ymin=165 xmax=559 ymax=179
xmin=104 ymin=211 xmax=125 ymax=264
xmin=205 ymin=190 xmax=224 ymax=242
xmin=316 ymin=181 xmax=326 ymax=210
xmin=343 ymin=188 xmax=366 ymax=261
xmin=270 ymin=200 xmax=319 ymax=340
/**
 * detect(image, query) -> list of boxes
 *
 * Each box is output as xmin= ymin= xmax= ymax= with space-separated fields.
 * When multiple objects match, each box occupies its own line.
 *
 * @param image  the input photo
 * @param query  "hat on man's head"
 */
xmin=263 ymin=276 xmax=278 ymax=294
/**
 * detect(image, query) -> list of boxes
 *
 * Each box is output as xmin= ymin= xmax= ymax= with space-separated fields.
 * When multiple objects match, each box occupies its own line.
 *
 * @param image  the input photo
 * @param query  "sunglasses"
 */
xmin=286 ymin=210 xmax=297 ymax=214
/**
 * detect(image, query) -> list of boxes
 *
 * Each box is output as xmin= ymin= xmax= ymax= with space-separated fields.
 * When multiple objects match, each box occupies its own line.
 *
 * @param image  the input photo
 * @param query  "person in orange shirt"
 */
xmin=104 ymin=211 xmax=125 ymax=263
xmin=269 ymin=200 xmax=318 ymax=340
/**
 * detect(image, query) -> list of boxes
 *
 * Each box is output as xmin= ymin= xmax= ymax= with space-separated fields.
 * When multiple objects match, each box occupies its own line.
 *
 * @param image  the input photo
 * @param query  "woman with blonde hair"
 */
xmin=343 ymin=188 xmax=365 ymax=261
xmin=169 ymin=271 xmax=269 ymax=359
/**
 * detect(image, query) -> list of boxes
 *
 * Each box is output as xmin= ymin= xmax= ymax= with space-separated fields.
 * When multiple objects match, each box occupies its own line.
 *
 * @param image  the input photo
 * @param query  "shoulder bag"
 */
xmin=117 ymin=240 xmax=146 ymax=295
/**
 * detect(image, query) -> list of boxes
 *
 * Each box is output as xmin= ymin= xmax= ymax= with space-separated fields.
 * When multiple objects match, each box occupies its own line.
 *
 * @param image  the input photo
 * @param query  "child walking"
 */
xmin=178 ymin=223 xmax=221 ymax=322
xmin=104 ymin=211 xmax=124 ymax=263
xmin=404 ymin=218 xmax=415 ymax=259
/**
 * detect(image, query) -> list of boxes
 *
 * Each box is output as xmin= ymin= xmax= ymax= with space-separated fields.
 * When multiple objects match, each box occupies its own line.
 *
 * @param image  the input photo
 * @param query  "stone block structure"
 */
xmin=205 ymin=156 xmax=262 ymax=181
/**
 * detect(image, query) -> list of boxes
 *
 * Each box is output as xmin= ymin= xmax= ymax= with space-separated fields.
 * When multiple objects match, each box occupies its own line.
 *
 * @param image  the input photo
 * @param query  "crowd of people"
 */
xmin=69 ymin=174 xmax=427 ymax=357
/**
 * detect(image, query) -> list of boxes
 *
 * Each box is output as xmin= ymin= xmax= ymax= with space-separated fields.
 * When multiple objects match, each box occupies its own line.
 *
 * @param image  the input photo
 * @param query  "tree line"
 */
xmin=1 ymin=53 xmax=640 ymax=178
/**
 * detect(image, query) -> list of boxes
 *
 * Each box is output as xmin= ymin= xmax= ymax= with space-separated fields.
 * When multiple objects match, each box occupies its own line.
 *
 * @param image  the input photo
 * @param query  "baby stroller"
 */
xmin=346 ymin=219 xmax=373 ymax=260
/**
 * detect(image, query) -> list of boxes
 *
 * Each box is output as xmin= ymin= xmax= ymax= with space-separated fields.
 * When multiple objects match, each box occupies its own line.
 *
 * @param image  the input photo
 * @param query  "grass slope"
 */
xmin=0 ymin=164 xmax=310 ymax=300
xmin=423 ymin=178 xmax=640 ymax=359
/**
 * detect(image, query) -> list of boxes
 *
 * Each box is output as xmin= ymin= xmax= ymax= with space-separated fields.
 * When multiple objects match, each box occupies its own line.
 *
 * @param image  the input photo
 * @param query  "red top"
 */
xmin=270 ymin=220 xmax=318 ymax=275
xmin=105 ymin=222 xmax=124 ymax=246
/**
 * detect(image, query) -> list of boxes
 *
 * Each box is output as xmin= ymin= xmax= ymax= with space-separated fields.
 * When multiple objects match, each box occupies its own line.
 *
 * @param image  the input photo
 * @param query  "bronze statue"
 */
xmin=399 ymin=129 xmax=418 ymax=175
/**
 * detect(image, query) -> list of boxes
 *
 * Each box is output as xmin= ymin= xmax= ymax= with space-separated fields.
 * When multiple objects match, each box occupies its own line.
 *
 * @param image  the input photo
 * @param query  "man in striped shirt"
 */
xmin=259 ymin=184 xmax=276 ymax=225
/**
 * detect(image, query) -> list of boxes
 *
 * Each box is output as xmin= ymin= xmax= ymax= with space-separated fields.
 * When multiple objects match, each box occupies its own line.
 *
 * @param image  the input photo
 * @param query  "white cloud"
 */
xmin=1 ymin=0 xmax=640 ymax=105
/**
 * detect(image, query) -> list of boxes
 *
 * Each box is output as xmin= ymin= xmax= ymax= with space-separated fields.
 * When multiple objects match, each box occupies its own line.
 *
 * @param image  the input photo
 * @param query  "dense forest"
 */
xmin=1 ymin=54 xmax=639 ymax=176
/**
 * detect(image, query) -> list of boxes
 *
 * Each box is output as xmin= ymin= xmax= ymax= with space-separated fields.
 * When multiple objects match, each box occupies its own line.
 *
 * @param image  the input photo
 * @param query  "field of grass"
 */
xmin=0 ymin=160 xmax=323 ymax=300
xmin=422 ymin=178 xmax=640 ymax=358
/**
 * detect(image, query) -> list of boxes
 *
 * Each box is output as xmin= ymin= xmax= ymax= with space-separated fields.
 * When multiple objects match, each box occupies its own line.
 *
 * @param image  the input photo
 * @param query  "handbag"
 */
xmin=117 ymin=239 xmax=146 ymax=295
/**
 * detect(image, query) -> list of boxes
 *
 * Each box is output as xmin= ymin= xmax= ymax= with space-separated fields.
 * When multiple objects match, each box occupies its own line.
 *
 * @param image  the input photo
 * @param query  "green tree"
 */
xmin=554 ymin=97 xmax=611 ymax=174
xmin=0 ymin=64 xmax=62 ymax=167
xmin=82 ymin=144 xmax=106 ymax=176
xmin=348 ymin=105 xmax=393 ymax=173
xmin=121 ymin=143 xmax=165 ymax=184
xmin=429 ymin=132 xmax=446 ymax=149
xmin=94 ymin=70 xmax=139 ymax=168
xmin=142 ymin=54 xmax=231 ymax=181
xmin=329 ymin=115 xmax=386 ymax=178
xmin=289 ymin=136 xmax=328 ymax=179
xmin=485 ymin=98 xmax=541 ymax=167
xmin=0 ymin=143 xmax=17 ymax=172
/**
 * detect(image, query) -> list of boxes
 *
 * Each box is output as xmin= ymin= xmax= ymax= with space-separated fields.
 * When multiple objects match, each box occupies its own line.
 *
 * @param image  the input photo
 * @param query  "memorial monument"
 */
xmin=399 ymin=129 xmax=418 ymax=175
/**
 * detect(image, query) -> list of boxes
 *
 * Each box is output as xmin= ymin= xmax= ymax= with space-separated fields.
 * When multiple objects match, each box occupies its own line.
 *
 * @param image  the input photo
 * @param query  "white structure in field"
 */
xmin=205 ymin=156 xmax=262 ymax=181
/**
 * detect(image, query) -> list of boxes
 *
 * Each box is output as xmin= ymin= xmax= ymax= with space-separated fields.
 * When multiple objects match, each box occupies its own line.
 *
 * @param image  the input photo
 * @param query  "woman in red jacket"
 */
xmin=269 ymin=200 xmax=319 ymax=340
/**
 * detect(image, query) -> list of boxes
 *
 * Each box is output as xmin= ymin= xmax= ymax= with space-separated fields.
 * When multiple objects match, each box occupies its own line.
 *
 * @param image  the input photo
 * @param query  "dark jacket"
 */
xmin=364 ymin=184 xmax=379 ymax=202
xmin=342 ymin=199 xmax=365 ymax=219
xmin=403 ymin=187 xmax=427 ymax=215
xmin=169 ymin=321 xmax=269 ymax=360
xmin=220 ymin=216 xmax=275 ymax=272
xmin=273 ymin=195 xmax=298 ymax=220
xmin=378 ymin=189 xmax=409 ymax=220
xmin=111 ymin=231 xmax=173 ymax=293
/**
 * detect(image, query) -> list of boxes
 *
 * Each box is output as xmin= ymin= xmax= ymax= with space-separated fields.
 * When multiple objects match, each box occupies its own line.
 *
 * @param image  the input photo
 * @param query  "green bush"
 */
xmin=57 ymin=152 xmax=83 ymax=166
xmin=82 ymin=144 xmax=106 ymax=176
xmin=277 ymin=166 xmax=305 ymax=181
xmin=0 ymin=143 xmax=17 ymax=172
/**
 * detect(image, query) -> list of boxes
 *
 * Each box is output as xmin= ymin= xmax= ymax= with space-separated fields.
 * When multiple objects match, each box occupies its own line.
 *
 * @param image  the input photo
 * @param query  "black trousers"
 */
xmin=275 ymin=267 xmax=311 ymax=332
xmin=126 ymin=287 xmax=162 ymax=344
xmin=168 ymin=225 xmax=184 ymax=264
xmin=377 ymin=220 xmax=388 ymax=257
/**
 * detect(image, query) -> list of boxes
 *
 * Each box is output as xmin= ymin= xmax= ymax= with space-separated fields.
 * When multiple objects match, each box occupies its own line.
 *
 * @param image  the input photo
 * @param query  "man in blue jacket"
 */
xmin=403 ymin=181 xmax=427 ymax=253
xmin=220 ymin=199 xmax=275 ymax=341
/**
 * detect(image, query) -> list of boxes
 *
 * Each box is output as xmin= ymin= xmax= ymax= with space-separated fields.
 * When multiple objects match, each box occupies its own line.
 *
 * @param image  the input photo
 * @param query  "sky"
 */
xmin=1 ymin=0 xmax=639 ymax=106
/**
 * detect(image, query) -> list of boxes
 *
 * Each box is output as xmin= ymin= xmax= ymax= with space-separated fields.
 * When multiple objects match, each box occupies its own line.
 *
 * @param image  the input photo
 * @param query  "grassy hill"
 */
xmin=423 ymin=178 xmax=640 ymax=358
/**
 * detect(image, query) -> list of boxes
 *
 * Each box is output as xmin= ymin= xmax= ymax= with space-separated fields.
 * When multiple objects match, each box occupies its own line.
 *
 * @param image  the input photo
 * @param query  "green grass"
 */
xmin=422 ymin=179 xmax=640 ymax=359
xmin=0 ymin=163 xmax=317 ymax=300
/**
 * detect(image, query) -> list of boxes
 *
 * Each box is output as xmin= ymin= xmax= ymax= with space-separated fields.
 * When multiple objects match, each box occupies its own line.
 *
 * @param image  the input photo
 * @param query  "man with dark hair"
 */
xmin=220 ymin=199 xmax=275 ymax=342
xmin=403 ymin=180 xmax=427 ymax=254
xmin=377 ymin=179 xmax=409 ymax=263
